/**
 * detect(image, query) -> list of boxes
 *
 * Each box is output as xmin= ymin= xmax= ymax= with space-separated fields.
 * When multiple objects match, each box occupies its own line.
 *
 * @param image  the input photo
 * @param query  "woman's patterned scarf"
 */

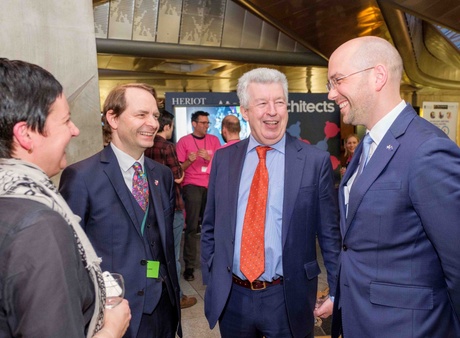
xmin=0 ymin=158 xmax=105 ymax=337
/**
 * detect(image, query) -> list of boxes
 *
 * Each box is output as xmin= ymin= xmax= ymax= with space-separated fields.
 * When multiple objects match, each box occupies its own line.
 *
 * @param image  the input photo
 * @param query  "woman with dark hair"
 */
xmin=0 ymin=58 xmax=131 ymax=338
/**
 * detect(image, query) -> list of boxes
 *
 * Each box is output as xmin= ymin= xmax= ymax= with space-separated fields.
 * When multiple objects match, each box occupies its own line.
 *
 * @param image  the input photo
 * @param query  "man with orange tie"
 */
xmin=59 ymin=83 xmax=181 ymax=338
xmin=201 ymin=68 xmax=341 ymax=338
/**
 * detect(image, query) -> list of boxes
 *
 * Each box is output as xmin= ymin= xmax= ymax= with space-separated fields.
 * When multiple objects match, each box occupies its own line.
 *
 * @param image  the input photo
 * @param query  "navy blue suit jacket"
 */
xmin=333 ymin=104 xmax=460 ymax=337
xmin=59 ymin=145 xmax=181 ymax=338
xmin=201 ymin=133 xmax=341 ymax=338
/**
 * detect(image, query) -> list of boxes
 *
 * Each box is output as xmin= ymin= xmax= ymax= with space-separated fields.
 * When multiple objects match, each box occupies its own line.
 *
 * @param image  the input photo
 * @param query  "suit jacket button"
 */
xmin=227 ymin=266 xmax=231 ymax=272
xmin=137 ymin=290 xmax=144 ymax=296
xmin=140 ymin=259 xmax=147 ymax=265
xmin=342 ymin=245 xmax=348 ymax=251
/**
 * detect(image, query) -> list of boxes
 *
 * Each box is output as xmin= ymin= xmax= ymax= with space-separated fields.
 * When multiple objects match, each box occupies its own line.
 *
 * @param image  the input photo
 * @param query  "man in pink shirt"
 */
xmin=176 ymin=111 xmax=221 ymax=281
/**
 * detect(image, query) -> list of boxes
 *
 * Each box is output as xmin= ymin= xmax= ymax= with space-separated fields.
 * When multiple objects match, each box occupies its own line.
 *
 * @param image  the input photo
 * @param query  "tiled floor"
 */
xmin=178 ymin=234 xmax=332 ymax=337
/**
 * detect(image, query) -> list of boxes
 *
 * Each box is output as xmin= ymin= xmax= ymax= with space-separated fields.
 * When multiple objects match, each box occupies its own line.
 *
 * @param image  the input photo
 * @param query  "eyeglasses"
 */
xmin=326 ymin=67 xmax=374 ymax=92
xmin=196 ymin=121 xmax=210 ymax=125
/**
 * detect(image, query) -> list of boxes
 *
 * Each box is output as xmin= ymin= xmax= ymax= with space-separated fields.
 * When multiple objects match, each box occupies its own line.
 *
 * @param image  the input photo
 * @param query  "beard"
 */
xmin=343 ymin=89 xmax=373 ymax=127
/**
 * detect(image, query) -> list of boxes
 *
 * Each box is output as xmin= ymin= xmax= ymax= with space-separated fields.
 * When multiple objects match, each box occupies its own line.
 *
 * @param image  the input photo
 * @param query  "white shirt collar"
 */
xmin=368 ymin=100 xmax=406 ymax=146
xmin=110 ymin=143 xmax=145 ymax=173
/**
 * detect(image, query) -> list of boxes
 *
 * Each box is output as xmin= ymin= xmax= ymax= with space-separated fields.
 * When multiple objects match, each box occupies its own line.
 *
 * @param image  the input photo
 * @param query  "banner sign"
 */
xmin=422 ymin=101 xmax=458 ymax=142
xmin=165 ymin=92 xmax=342 ymax=182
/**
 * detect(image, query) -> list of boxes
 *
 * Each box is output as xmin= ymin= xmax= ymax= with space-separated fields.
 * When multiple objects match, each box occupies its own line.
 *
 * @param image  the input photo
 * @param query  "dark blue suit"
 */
xmin=201 ymin=133 xmax=341 ymax=337
xmin=333 ymin=105 xmax=460 ymax=337
xmin=59 ymin=145 xmax=181 ymax=338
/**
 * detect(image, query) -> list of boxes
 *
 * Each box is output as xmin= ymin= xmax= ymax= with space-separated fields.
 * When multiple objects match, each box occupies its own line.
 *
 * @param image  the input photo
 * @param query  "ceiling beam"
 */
xmin=378 ymin=0 xmax=460 ymax=89
xmin=96 ymin=39 xmax=327 ymax=67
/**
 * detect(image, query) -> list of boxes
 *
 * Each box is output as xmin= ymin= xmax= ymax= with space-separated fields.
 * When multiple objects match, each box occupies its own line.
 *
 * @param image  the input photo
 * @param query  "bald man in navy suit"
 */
xmin=328 ymin=36 xmax=460 ymax=337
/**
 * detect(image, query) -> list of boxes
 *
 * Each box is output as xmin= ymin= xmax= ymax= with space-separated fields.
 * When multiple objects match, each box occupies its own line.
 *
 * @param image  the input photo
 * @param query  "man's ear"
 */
xmin=12 ymin=121 xmax=33 ymax=151
xmin=105 ymin=110 xmax=118 ymax=130
xmin=374 ymin=64 xmax=388 ymax=91
xmin=240 ymin=107 xmax=250 ymax=122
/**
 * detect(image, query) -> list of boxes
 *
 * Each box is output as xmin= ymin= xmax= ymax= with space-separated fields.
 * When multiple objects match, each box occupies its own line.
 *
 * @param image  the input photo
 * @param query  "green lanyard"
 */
xmin=141 ymin=204 xmax=149 ymax=235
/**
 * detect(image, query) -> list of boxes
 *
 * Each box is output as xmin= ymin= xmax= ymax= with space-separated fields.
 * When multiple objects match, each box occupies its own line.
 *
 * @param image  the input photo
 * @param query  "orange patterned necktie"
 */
xmin=240 ymin=146 xmax=272 ymax=282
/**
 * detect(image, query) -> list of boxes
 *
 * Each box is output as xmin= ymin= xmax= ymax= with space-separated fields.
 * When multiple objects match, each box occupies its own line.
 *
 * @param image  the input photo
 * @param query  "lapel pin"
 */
xmin=155 ymin=180 xmax=159 ymax=186
xmin=386 ymin=145 xmax=393 ymax=151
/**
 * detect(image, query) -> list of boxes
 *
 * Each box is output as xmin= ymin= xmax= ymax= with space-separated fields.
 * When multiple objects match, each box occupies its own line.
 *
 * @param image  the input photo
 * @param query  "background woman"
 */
xmin=0 ymin=58 xmax=130 ymax=338
xmin=340 ymin=133 xmax=360 ymax=177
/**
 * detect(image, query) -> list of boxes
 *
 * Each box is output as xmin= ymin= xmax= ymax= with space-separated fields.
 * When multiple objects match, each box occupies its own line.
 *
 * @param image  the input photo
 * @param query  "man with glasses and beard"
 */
xmin=176 ymin=111 xmax=221 ymax=282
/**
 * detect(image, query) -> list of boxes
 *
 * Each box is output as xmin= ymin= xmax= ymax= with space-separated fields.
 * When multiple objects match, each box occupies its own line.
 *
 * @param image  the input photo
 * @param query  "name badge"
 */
xmin=201 ymin=166 xmax=208 ymax=173
xmin=146 ymin=260 xmax=160 ymax=278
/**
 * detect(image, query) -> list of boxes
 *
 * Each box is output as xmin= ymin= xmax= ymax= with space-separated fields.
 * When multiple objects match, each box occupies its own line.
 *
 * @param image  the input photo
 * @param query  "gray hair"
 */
xmin=237 ymin=68 xmax=288 ymax=109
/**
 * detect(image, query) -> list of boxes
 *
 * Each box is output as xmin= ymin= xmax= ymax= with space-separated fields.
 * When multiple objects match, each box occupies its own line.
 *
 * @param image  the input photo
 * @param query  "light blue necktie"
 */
xmin=356 ymin=133 xmax=373 ymax=177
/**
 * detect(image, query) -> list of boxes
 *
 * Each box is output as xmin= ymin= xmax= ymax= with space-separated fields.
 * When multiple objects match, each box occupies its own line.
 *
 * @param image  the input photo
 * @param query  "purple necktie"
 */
xmin=132 ymin=162 xmax=149 ymax=211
